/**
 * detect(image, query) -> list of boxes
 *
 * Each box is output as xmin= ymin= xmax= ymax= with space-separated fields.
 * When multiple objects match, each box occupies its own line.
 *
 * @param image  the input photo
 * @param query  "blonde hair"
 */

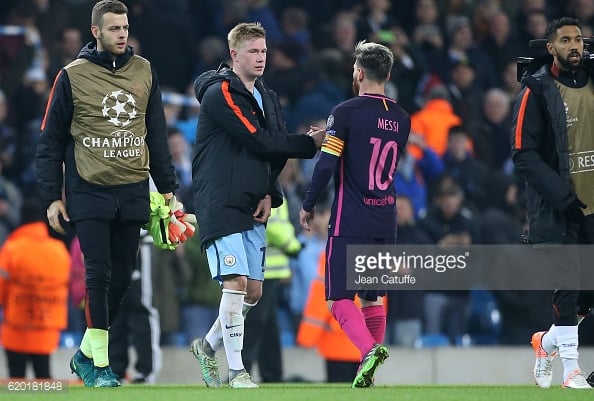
xmin=227 ymin=22 xmax=266 ymax=50
xmin=353 ymin=40 xmax=394 ymax=83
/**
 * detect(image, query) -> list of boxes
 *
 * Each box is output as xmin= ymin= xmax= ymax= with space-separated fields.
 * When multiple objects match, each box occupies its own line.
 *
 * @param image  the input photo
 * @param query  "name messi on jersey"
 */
xmin=378 ymin=118 xmax=399 ymax=132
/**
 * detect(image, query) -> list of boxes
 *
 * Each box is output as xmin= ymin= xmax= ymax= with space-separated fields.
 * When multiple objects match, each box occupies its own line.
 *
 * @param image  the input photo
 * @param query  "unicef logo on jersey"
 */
xmin=363 ymin=195 xmax=395 ymax=207
xmin=102 ymin=90 xmax=138 ymax=128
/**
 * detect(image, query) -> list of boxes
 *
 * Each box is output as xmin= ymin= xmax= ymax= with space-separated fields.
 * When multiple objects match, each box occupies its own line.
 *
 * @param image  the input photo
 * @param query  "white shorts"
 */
xmin=205 ymin=223 xmax=266 ymax=282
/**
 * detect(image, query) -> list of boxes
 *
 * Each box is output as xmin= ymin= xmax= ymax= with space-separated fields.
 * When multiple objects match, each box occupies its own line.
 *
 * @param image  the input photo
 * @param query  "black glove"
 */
xmin=564 ymin=198 xmax=587 ymax=223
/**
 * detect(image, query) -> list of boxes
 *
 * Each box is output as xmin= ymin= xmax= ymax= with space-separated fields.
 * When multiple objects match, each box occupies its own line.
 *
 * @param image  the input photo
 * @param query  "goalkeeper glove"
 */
xmin=143 ymin=192 xmax=197 ymax=250
xmin=144 ymin=192 xmax=175 ymax=250
xmin=167 ymin=195 xmax=197 ymax=245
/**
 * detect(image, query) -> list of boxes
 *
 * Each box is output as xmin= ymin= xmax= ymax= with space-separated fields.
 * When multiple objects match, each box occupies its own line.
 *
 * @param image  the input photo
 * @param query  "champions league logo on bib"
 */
xmin=103 ymin=90 xmax=138 ymax=127
xmin=82 ymin=89 xmax=145 ymax=159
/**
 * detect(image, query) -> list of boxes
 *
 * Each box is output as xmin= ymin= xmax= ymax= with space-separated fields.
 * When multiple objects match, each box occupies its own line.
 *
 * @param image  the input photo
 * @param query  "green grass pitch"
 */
xmin=4 ymin=384 xmax=593 ymax=401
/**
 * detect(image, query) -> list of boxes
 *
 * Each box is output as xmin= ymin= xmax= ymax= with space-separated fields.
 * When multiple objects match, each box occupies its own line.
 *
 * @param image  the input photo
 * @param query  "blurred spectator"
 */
xmin=409 ymin=84 xmax=462 ymax=159
xmin=0 ymin=3 xmax=41 ymax=99
xmin=285 ymin=61 xmax=344 ymax=133
xmin=386 ymin=195 xmax=430 ymax=346
xmin=151 ymin=246 xmax=185 ymax=345
xmin=395 ymin=133 xmax=444 ymax=218
xmin=264 ymin=43 xmax=304 ymax=109
xmin=0 ymin=160 xmax=22 ymax=245
xmin=56 ymin=1 xmax=94 ymax=41
xmin=0 ymin=90 xmax=16 ymax=177
xmin=468 ymin=0 xmax=500 ymax=43
xmin=413 ymin=0 xmax=443 ymax=29
xmin=517 ymin=10 xmax=550 ymax=58
xmin=481 ymin=11 xmax=523 ymax=86
xmin=166 ymin=126 xmax=192 ymax=212
xmin=381 ymin=26 xmax=429 ymax=114
xmin=47 ymin=26 xmax=82 ymax=82
xmin=444 ymin=16 xmax=497 ymax=91
xmin=419 ymin=177 xmax=475 ymax=344
xmin=194 ymin=36 xmax=228 ymax=76
xmin=0 ymin=198 xmax=70 ymax=378
xmin=244 ymin=199 xmax=301 ymax=382
xmin=356 ymin=0 xmax=399 ymax=42
xmin=296 ymin=253 xmax=360 ymax=383
xmin=565 ymin=0 xmax=594 ymax=28
xmin=30 ymin=0 xmax=72 ymax=53
xmin=501 ymin=59 xmax=522 ymax=101
xmin=8 ymin=65 xmax=48 ymax=189
xmin=442 ymin=125 xmax=489 ymax=212
xmin=313 ymin=10 xmax=358 ymax=86
xmin=67 ymin=236 xmax=86 ymax=334
xmin=127 ymin=0 xmax=196 ymax=92
xmin=420 ymin=175 xmax=476 ymax=247
xmin=297 ymin=118 xmax=325 ymax=185
xmin=211 ymin=0 xmax=282 ymax=43
xmin=447 ymin=60 xmax=484 ymax=132
xmin=109 ymin=230 xmax=162 ymax=384
xmin=289 ymin=205 xmax=330 ymax=332
xmin=161 ymin=86 xmax=183 ymax=128
xmin=315 ymin=48 xmax=352 ymax=101
xmin=443 ymin=0 xmax=474 ymax=29
xmin=473 ymin=88 xmax=512 ymax=171
xmin=246 ymin=0 xmax=283 ymax=43
xmin=180 ymin=228 xmax=221 ymax=345
xmin=175 ymin=83 xmax=201 ymax=146
xmin=277 ymin=159 xmax=307 ymax=233
xmin=516 ymin=0 xmax=547 ymax=32
xmin=412 ymin=0 xmax=447 ymax=70
xmin=477 ymin=172 xmax=523 ymax=245
xmin=279 ymin=6 xmax=311 ymax=62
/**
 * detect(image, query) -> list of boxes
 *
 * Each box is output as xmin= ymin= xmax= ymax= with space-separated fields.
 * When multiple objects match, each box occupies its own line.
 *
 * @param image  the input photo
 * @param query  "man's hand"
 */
xmin=253 ymin=195 xmax=272 ymax=223
xmin=47 ymin=200 xmax=69 ymax=235
xmin=299 ymin=207 xmax=315 ymax=231
xmin=305 ymin=126 xmax=326 ymax=149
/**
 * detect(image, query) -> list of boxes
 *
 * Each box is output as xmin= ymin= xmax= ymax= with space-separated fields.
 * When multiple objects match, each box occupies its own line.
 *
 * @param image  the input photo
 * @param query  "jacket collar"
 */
xmin=77 ymin=42 xmax=134 ymax=71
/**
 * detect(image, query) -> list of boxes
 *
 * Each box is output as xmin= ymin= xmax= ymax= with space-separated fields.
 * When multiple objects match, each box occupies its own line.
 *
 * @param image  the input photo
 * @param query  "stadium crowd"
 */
xmin=2 ymin=0 xmax=594 ymax=378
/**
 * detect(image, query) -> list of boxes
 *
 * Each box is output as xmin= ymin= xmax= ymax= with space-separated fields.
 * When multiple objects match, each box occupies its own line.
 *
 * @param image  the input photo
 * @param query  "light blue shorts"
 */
xmin=206 ymin=223 xmax=266 ymax=282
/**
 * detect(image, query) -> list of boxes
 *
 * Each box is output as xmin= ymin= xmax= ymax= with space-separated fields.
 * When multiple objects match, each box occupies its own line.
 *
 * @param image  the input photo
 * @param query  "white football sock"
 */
xmin=205 ymin=300 xmax=258 ymax=353
xmin=542 ymin=324 xmax=557 ymax=352
xmin=543 ymin=315 xmax=586 ymax=352
xmin=204 ymin=318 xmax=221 ymax=355
xmin=557 ymin=325 xmax=580 ymax=380
xmin=219 ymin=289 xmax=246 ymax=370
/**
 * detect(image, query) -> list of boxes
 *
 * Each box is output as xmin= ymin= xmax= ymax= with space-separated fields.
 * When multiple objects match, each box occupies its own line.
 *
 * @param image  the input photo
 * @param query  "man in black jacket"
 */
xmin=189 ymin=22 xmax=324 ymax=388
xmin=512 ymin=17 xmax=593 ymax=389
xmin=35 ymin=0 xmax=177 ymax=388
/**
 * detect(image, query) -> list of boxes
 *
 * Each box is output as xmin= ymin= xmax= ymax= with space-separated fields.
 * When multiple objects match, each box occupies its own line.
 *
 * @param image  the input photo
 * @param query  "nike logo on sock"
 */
xmin=225 ymin=324 xmax=241 ymax=329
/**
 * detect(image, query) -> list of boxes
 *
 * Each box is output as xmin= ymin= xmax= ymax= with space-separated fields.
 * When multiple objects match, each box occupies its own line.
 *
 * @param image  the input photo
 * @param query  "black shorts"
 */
xmin=325 ymin=236 xmax=391 ymax=301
